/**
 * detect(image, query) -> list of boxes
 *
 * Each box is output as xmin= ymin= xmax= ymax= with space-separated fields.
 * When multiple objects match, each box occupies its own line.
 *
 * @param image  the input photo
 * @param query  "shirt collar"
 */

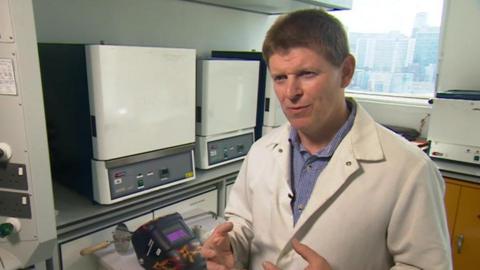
xmin=288 ymin=100 xmax=357 ymax=158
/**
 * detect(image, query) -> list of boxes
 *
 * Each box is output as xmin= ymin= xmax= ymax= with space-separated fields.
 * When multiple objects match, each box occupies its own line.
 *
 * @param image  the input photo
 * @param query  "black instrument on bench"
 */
xmin=131 ymin=212 xmax=206 ymax=270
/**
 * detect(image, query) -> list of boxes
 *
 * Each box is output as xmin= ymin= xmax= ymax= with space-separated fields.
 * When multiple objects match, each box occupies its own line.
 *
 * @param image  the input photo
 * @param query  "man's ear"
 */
xmin=340 ymin=54 xmax=356 ymax=88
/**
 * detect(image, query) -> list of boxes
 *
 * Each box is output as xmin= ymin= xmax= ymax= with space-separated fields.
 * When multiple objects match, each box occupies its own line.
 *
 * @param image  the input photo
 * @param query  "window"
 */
xmin=331 ymin=0 xmax=444 ymax=97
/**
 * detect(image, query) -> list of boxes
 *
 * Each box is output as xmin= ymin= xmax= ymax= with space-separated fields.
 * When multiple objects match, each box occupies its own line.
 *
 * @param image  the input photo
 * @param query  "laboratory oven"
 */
xmin=38 ymin=44 xmax=196 ymax=204
xmin=210 ymin=51 xmax=287 ymax=137
xmin=262 ymin=72 xmax=287 ymax=135
xmin=195 ymin=59 xmax=259 ymax=169
xmin=428 ymin=91 xmax=480 ymax=166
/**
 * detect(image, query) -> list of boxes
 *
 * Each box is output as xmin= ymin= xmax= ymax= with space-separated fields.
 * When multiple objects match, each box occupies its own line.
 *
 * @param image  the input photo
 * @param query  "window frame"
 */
xmin=330 ymin=0 xmax=445 ymax=103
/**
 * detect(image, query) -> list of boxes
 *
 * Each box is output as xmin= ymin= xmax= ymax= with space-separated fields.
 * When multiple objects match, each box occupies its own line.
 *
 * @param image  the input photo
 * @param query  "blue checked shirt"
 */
xmin=289 ymin=101 xmax=356 ymax=224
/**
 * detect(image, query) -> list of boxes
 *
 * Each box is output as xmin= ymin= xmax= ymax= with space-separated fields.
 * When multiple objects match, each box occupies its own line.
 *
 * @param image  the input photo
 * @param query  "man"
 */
xmin=201 ymin=9 xmax=451 ymax=270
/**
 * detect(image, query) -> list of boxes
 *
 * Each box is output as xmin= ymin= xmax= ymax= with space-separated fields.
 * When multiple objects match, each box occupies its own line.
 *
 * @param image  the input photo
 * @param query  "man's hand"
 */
xmin=201 ymin=222 xmax=236 ymax=270
xmin=262 ymin=239 xmax=331 ymax=270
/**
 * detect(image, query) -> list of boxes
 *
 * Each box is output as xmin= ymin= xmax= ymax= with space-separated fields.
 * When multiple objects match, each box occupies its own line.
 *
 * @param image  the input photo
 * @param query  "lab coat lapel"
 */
xmin=294 ymin=138 xmax=359 ymax=230
xmin=293 ymin=102 xmax=384 ymax=231
xmin=275 ymin=134 xmax=360 ymax=263
xmin=275 ymin=102 xmax=385 ymax=261
xmin=268 ymin=125 xmax=295 ymax=235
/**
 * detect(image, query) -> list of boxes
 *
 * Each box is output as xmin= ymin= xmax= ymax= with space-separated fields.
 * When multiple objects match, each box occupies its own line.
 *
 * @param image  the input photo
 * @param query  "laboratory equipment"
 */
xmin=93 ymin=210 xmax=221 ymax=270
xmin=210 ymin=51 xmax=287 ymax=137
xmin=195 ymin=59 xmax=259 ymax=169
xmin=428 ymin=91 xmax=480 ymax=169
xmin=263 ymin=71 xmax=288 ymax=135
xmin=38 ymin=44 xmax=197 ymax=204
xmin=131 ymin=212 xmax=206 ymax=270
xmin=0 ymin=0 xmax=56 ymax=268
xmin=80 ymin=223 xmax=132 ymax=256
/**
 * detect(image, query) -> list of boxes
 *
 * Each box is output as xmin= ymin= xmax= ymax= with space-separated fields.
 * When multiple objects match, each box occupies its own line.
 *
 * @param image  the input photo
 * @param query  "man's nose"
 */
xmin=285 ymin=78 xmax=302 ymax=100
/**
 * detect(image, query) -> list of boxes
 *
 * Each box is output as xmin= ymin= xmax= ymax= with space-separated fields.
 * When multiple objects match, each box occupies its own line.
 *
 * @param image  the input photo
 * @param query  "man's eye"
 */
xmin=299 ymin=71 xmax=316 ymax=78
xmin=273 ymin=76 xmax=286 ymax=82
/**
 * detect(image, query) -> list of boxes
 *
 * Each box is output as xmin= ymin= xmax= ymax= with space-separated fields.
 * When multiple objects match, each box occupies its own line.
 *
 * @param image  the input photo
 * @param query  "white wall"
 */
xmin=32 ymin=0 xmax=271 ymax=57
xmin=437 ymin=0 xmax=480 ymax=92
xmin=32 ymin=0 xmax=475 ymax=139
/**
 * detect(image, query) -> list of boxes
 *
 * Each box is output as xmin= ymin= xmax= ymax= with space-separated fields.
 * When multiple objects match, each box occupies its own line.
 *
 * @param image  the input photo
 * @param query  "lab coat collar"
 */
xmin=264 ymin=99 xmax=385 ymax=163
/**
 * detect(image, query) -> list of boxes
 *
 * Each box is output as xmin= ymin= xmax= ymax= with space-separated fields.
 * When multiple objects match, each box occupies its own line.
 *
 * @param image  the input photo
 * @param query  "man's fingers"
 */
xmin=291 ymin=239 xmax=331 ymax=269
xmin=292 ymin=238 xmax=318 ymax=262
xmin=206 ymin=261 xmax=229 ymax=270
xmin=262 ymin=261 xmax=280 ymax=270
xmin=200 ymin=247 xmax=216 ymax=259
xmin=201 ymin=222 xmax=236 ymax=269
xmin=202 ymin=222 xmax=234 ymax=255
xmin=213 ymin=222 xmax=234 ymax=236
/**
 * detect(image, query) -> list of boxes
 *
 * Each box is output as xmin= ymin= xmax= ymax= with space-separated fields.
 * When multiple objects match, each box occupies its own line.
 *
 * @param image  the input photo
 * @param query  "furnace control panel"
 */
xmin=207 ymin=133 xmax=253 ymax=166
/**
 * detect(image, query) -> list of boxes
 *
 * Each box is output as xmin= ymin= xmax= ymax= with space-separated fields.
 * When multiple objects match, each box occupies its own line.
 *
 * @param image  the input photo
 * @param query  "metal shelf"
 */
xmin=183 ymin=0 xmax=352 ymax=15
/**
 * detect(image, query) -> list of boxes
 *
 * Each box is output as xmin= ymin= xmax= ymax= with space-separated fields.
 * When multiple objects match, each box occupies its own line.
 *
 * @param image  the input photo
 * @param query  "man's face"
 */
xmin=268 ymin=47 xmax=353 ymax=136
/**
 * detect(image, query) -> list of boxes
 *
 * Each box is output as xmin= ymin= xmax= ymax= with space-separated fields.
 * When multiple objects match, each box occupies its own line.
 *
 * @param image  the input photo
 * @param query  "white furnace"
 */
xmin=195 ymin=59 xmax=259 ymax=169
xmin=262 ymin=72 xmax=288 ymax=135
xmin=39 ymin=44 xmax=196 ymax=204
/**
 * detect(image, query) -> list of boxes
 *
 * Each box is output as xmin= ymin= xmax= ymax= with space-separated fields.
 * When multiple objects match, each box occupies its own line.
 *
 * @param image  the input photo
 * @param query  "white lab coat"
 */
xmin=225 ymin=101 xmax=452 ymax=270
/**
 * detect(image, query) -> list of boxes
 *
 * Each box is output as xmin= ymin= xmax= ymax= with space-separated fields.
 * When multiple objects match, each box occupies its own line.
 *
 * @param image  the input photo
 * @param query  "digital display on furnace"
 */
xmin=163 ymin=224 xmax=190 ymax=244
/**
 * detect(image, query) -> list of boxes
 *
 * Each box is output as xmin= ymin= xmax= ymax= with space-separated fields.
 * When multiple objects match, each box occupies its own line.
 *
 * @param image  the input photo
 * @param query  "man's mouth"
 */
xmin=286 ymin=105 xmax=310 ymax=113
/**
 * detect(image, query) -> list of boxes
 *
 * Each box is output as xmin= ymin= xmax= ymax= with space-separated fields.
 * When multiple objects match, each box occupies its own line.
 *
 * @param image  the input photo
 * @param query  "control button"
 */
xmin=114 ymin=171 xmax=126 ymax=178
xmin=114 ymin=178 xmax=122 ymax=185
xmin=0 ymin=143 xmax=12 ymax=162
xmin=0 ymin=223 xmax=14 ymax=238
xmin=0 ymin=218 xmax=21 ymax=238
xmin=159 ymin=168 xmax=169 ymax=180
xmin=474 ymin=155 xmax=479 ymax=162
xmin=137 ymin=179 xmax=144 ymax=188
xmin=237 ymin=144 xmax=244 ymax=153
xmin=136 ymin=173 xmax=144 ymax=179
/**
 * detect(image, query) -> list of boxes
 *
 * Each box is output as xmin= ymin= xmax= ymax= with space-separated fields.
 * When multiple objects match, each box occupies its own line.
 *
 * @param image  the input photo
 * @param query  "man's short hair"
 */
xmin=262 ymin=9 xmax=350 ymax=67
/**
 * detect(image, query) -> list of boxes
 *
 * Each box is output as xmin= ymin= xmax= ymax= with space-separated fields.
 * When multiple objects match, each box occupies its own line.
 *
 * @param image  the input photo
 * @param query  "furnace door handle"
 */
xmin=456 ymin=234 xmax=464 ymax=254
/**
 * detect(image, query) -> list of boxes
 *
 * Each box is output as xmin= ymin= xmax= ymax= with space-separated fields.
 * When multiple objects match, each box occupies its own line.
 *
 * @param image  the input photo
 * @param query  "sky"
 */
xmin=331 ymin=0 xmax=445 ymax=36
